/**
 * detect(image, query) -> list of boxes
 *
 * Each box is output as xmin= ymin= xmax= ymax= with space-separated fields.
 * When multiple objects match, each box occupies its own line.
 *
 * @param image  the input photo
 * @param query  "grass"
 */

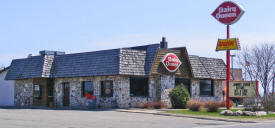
xmin=166 ymin=108 xmax=275 ymax=120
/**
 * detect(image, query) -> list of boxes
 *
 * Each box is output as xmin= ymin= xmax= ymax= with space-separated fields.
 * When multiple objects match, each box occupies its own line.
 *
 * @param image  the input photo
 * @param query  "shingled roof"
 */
xmin=188 ymin=55 xmax=226 ymax=79
xmin=5 ymin=44 xmax=160 ymax=80
xmin=6 ymin=43 xmax=226 ymax=80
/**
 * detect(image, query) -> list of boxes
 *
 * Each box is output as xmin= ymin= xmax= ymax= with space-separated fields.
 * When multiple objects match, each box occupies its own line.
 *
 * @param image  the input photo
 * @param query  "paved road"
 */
xmin=0 ymin=108 xmax=273 ymax=128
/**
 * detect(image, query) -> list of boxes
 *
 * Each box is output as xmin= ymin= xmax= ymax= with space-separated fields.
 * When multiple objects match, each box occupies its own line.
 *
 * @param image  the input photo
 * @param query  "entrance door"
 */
xmin=47 ymin=79 xmax=54 ymax=107
xmin=175 ymin=78 xmax=191 ymax=93
xmin=63 ymin=83 xmax=70 ymax=106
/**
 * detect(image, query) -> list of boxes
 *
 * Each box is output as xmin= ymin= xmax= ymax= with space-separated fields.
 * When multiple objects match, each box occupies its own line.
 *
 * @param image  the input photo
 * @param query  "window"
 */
xmin=101 ymin=80 xmax=113 ymax=97
xmin=34 ymin=85 xmax=41 ymax=99
xmin=130 ymin=77 xmax=149 ymax=97
xmin=82 ymin=81 xmax=94 ymax=97
xmin=175 ymin=78 xmax=190 ymax=93
xmin=200 ymin=80 xmax=214 ymax=96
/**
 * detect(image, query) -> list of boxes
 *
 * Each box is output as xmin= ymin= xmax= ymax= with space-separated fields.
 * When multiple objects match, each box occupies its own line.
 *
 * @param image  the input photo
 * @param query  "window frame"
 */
xmin=101 ymin=80 xmax=114 ymax=98
xmin=33 ymin=84 xmax=42 ymax=99
xmin=130 ymin=77 xmax=149 ymax=97
xmin=81 ymin=81 xmax=94 ymax=97
xmin=199 ymin=79 xmax=214 ymax=97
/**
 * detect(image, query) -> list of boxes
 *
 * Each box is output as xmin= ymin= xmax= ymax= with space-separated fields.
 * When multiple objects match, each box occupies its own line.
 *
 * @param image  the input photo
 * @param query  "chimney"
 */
xmin=39 ymin=50 xmax=65 ymax=56
xmin=160 ymin=37 xmax=168 ymax=49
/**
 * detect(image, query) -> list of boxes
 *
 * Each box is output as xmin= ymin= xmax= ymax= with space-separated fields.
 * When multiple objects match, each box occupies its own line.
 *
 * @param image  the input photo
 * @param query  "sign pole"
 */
xmin=211 ymin=1 xmax=245 ymax=110
xmin=226 ymin=25 xmax=231 ymax=109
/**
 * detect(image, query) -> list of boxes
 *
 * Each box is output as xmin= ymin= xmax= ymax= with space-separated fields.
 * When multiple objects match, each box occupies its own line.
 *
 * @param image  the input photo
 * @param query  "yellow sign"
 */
xmin=216 ymin=38 xmax=240 ymax=51
xmin=229 ymin=81 xmax=257 ymax=98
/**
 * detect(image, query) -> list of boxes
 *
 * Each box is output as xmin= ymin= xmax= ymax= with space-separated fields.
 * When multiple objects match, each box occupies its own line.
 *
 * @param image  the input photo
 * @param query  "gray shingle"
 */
xmin=189 ymin=55 xmax=226 ymax=79
xmin=5 ymin=56 xmax=44 ymax=80
xmin=53 ymin=49 xmax=120 ymax=77
xmin=128 ymin=44 xmax=160 ymax=75
xmin=119 ymin=49 xmax=146 ymax=75
xmin=6 ymin=44 xmax=160 ymax=80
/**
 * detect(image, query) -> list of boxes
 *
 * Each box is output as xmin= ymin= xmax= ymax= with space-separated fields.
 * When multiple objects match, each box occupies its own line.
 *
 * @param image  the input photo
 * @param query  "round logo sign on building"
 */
xmin=161 ymin=53 xmax=182 ymax=72
xmin=211 ymin=1 xmax=245 ymax=25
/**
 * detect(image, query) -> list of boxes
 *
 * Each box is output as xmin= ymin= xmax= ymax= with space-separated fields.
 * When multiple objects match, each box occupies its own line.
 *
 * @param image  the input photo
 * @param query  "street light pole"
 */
xmin=230 ymin=55 xmax=236 ymax=80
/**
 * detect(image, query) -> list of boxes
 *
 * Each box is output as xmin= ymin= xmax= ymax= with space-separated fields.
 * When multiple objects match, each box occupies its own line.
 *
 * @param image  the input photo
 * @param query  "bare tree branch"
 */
xmin=237 ymin=43 xmax=275 ymax=95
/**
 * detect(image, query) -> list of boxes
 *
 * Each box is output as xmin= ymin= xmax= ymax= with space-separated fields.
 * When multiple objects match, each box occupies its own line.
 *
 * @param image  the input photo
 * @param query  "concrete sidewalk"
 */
xmin=116 ymin=108 xmax=260 ymax=123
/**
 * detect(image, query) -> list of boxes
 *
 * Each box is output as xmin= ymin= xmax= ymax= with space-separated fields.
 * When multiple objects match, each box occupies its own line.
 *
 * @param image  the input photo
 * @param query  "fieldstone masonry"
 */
xmin=14 ymin=79 xmax=33 ymax=107
xmin=13 ymin=76 xmax=223 ymax=108
xmin=53 ymin=76 xmax=156 ymax=108
xmin=191 ymin=79 xmax=223 ymax=101
xmin=160 ymin=75 xmax=175 ymax=108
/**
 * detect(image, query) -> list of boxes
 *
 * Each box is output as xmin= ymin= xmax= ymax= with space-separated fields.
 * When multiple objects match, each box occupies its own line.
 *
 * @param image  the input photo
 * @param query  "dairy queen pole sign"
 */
xmin=211 ymin=1 xmax=245 ymax=110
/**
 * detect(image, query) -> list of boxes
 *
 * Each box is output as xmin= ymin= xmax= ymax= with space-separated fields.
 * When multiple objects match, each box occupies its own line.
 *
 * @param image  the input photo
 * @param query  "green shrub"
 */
xmin=169 ymin=84 xmax=190 ymax=109
xmin=187 ymin=100 xmax=204 ymax=111
xmin=205 ymin=101 xmax=220 ymax=112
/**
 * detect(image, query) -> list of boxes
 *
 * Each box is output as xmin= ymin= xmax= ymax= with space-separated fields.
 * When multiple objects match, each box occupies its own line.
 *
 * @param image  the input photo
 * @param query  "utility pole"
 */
xmin=230 ymin=54 xmax=236 ymax=80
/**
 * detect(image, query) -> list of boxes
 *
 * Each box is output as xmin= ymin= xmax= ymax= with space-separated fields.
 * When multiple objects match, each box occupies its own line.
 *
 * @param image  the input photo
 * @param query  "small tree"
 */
xmin=169 ymin=84 xmax=190 ymax=109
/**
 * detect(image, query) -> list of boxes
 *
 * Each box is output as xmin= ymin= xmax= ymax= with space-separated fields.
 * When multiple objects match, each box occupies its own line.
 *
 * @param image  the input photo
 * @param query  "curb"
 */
xmin=116 ymin=110 xmax=258 ymax=123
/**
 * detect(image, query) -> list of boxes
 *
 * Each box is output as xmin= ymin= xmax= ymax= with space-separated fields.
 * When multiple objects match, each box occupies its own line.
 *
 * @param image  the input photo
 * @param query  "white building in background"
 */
xmin=0 ymin=67 xmax=14 ymax=106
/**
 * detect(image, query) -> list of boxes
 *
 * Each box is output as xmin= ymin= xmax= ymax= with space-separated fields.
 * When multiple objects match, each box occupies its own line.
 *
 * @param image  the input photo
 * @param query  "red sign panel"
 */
xmin=211 ymin=1 xmax=245 ymax=25
xmin=161 ymin=53 xmax=182 ymax=72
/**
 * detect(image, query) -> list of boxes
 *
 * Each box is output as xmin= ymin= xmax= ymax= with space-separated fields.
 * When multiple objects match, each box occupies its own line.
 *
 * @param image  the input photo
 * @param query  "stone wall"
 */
xmin=54 ymin=76 xmax=158 ymax=108
xmin=191 ymin=79 xmax=223 ymax=102
xmin=160 ymin=75 xmax=175 ymax=108
xmin=14 ymin=79 xmax=33 ymax=107
xmin=13 ymin=76 xmax=224 ymax=108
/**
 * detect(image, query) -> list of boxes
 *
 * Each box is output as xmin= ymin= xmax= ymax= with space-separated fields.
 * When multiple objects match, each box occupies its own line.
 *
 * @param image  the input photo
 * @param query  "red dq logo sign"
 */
xmin=161 ymin=53 xmax=182 ymax=72
xmin=211 ymin=1 xmax=245 ymax=25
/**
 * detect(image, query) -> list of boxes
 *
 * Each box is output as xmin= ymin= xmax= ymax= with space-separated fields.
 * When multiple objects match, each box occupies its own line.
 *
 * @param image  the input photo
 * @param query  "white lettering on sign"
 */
xmin=216 ymin=6 xmax=237 ymax=20
xmin=161 ymin=53 xmax=182 ymax=72
xmin=165 ymin=57 xmax=180 ymax=67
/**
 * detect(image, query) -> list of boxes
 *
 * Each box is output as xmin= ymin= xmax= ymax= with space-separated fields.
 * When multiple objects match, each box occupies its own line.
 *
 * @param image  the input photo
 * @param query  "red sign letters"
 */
xmin=161 ymin=53 xmax=182 ymax=72
xmin=211 ymin=1 xmax=245 ymax=25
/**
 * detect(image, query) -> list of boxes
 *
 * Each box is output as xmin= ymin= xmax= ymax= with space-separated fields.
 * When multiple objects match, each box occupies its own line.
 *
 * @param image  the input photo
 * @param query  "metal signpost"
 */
xmin=212 ymin=1 xmax=245 ymax=109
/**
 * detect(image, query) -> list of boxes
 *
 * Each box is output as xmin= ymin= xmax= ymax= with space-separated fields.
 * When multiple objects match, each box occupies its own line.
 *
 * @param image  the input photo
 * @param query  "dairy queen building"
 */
xmin=5 ymin=38 xmax=226 ymax=108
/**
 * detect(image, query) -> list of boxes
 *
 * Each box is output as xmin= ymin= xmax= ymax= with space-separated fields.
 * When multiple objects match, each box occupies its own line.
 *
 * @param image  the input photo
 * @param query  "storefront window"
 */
xmin=34 ymin=85 xmax=41 ymax=99
xmin=200 ymin=80 xmax=214 ymax=96
xmin=101 ymin=80 xmax=113 ymax=97
xmin=130 ymin=77 xmax=149 ymax=97
xmin=82 ymin=81 xmax=94 ymax=97
xmin=175 ymin=78 xmax=190 ymax=93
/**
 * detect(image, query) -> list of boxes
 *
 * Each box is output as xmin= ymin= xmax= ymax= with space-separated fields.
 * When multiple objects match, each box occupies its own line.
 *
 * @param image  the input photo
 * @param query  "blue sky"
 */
xmin=0 ymin=0 xmax=274 ymax=67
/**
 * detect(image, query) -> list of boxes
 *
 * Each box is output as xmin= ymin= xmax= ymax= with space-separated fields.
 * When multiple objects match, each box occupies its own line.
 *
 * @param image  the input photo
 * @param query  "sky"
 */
xmin=0 ymin=0 xmax=275 ymax=67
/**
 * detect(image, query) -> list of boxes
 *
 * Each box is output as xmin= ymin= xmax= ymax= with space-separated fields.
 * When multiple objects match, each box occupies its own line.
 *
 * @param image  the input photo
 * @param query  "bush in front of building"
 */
xmin=139 ymin=101 xmax=164 ymax=109
xmin=153 ymin=101 xmax=165 ymax=109
xmin=139 ymin=102 xmax=153 ymax=109
xmin=261 ymin=95 xmax=275 ymax=112
xmin=187 ymin=100 xmax=204 ymax=111
xmin=205 ymin=101 xmax=220 ymax=112
xmin=169 ymin=84 xmax=190 ymax=109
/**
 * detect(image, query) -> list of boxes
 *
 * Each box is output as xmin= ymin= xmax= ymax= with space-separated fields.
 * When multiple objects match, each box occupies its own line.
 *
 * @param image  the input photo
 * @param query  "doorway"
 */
xmin=175 ymin=78 xmax=191 ymax=93
xmin=63 ymin=83 xmax=70 ymax=107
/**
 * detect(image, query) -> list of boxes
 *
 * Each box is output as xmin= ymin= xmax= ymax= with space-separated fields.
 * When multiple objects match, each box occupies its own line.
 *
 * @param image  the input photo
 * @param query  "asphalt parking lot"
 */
xmin=0 ymin=108 xmax=273 ymax=128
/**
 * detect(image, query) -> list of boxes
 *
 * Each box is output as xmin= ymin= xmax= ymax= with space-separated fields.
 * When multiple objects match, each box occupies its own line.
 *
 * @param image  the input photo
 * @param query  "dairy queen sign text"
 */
xmin=161 ymin=53 xmax=182 ymax=72
xmin=211 ymin=1 xmax=245 ymax=25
